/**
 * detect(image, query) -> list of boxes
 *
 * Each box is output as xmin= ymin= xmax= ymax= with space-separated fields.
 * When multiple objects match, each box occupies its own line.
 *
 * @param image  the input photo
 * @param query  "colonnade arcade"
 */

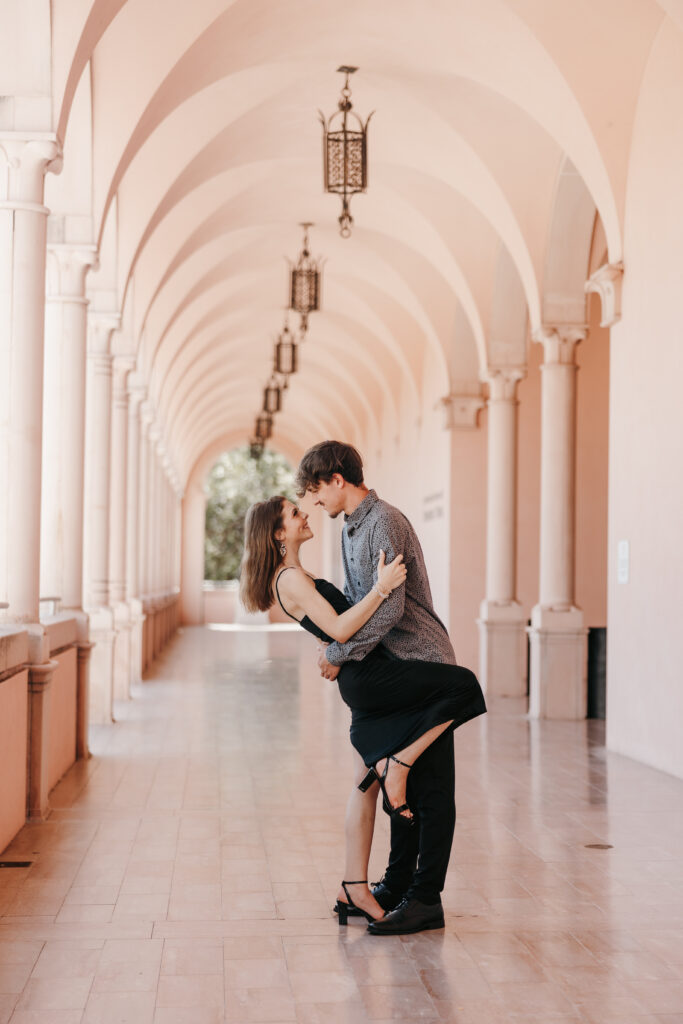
xmin=1 ymin=0 xmax=682 ymax=856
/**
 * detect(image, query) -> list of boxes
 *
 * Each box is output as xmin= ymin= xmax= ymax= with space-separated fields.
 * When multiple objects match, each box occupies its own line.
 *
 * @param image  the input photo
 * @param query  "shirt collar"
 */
xmin=345 ymin=489 xmax=378 ymax=529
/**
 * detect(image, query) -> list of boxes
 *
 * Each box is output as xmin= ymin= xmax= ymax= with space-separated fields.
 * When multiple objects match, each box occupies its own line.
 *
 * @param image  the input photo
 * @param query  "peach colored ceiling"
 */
xmin=46 ymin=0 xmax=668 ymax=484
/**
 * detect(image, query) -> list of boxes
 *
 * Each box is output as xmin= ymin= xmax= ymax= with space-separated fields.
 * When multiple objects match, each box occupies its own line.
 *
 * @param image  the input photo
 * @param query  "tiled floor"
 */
xmin=1 ymin=626 xmax=683 ymax=1023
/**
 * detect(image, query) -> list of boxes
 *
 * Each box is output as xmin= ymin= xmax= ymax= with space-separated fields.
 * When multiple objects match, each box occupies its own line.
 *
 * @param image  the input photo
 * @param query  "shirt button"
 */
xmin=357 ymin=580 xmax=361 ymax=586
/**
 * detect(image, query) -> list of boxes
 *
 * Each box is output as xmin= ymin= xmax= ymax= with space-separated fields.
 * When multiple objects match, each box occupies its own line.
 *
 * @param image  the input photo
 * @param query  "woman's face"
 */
xmin=278 ymin=499 xmax=313 ymax=548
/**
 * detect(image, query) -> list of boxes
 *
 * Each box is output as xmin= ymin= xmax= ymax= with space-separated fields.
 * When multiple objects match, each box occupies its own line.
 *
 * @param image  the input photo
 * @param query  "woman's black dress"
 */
xmin=277 ymin=575 xmax=487 ymax=767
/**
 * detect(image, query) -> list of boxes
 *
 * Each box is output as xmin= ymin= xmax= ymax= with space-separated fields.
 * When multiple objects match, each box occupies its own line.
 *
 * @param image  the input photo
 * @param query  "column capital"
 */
xmin=485 ymin=366 xmax=526 ymax=402
xmin=532 ymin=325 xmax=587 ymax=365
xmin=46 ymin=244 xmax=99 ymax=301
xmin=87 ymin=312 xmax=120 ymax=359
xmin=127 ymin=372 xmax=147 ymax=412
xmin=113 ymin=354 xmax=136 ymax=380
xmin=438 ymin=393 xmax=485 ymax=430
xmin=585 ymin=261 xmax=623 ymax=327
xmin=0 ymin=133 xmax=62 ymax=205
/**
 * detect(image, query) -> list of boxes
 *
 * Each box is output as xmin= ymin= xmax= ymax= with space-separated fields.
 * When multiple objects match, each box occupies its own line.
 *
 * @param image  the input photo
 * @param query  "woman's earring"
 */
xmin=280 ymin=543 xmax=286 ymax=557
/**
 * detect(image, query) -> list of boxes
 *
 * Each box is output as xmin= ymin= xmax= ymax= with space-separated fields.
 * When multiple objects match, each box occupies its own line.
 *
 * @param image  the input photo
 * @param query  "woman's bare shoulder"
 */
xmin=276 ymin=566 xmax=314 ymax=595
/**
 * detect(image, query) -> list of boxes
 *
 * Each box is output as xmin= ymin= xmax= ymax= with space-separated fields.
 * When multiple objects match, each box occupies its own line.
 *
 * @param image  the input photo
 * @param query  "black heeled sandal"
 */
xmin=376 ymin=755 xmax=415 ymax=825
xmin=334 ymin=880 xmax=382 ymax=926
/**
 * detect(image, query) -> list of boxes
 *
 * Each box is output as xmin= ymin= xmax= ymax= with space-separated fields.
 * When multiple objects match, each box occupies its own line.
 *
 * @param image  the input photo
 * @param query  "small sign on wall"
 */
xmin=423 ymin=491 xmax=444 ymax=522
xmin=617 ymin=540 xmax=629 ymax=584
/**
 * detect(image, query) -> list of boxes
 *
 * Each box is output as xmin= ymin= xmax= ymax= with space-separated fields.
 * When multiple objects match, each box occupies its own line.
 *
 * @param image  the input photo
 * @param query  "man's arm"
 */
xmin=326 ymin=516 xmax=408 ymax=665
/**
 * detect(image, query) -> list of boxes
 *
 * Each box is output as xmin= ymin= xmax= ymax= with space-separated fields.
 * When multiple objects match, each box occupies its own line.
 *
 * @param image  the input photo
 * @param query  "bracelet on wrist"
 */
xmin=374 ymin=582 xmax=391 ymax=599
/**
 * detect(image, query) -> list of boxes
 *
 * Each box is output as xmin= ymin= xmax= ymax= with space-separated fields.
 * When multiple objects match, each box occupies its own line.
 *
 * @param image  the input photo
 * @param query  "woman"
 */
xmin=240 ymin=496 xmax=486 ymax=923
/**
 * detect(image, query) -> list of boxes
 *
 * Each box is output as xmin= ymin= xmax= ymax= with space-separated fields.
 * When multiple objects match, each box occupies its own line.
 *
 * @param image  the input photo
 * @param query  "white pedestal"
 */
xmin=477 ymin=600 xmax=527 ymax=698
xmin=113 ymin=602 xmax=132 ymax=701
xmin=129 ymin=598 xmax=144 ymax=686
xmin=88 ymin=606 xmax=115 ymax=723
xmin=528 ymin=605 xmax=588 ymax=719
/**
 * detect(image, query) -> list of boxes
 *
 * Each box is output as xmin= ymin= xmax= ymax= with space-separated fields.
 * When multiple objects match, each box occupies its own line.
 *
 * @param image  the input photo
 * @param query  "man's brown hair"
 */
xmin=295 ymin=440 xmax=364 ymax=496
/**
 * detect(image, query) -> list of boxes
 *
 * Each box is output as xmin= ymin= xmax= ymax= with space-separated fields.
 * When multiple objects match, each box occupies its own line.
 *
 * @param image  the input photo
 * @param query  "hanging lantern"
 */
xmin=289 ymin=222 xmax=322 ymax=332
xmin=319 ymin=66 xmax=373 ymax=238
xmin=249 ymin=438 xmax=264 ymax=460
xmin=275 ymin=322 xmax=299 ymax=376
xmin=255 ymin=413 xmax=273 ymax=441
xmin=263 ymin=375 xmax=282 ymax=414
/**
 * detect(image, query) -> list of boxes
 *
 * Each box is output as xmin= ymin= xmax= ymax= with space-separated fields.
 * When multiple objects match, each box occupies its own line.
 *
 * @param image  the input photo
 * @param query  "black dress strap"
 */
xmin=274 ymin=567 xmax=301 ymax=623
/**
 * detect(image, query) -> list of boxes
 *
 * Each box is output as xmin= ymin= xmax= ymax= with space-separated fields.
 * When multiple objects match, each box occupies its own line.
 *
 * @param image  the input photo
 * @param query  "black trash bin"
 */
xmin=587 ymin=627 xmax=607 ymax=719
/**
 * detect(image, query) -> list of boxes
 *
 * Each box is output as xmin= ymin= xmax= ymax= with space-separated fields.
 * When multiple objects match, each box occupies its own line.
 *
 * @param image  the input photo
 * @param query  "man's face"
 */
xmin=310 ymin=476 xmax=345 ymax=518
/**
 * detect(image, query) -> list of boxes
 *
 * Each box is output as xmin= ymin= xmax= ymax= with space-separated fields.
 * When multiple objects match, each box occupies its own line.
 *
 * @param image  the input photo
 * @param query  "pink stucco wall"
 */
xmin=47 ymin=647 xmax=78 ymax=794
xmin=449 ymin=423 xmax=487 ymax=674
xmin=0 ymin=671 xmax=28 ymax=854
xmin=576 ymin=294 xmax=610 ymax=628
xmin=606 ymin=25 xmax=683 ymax=777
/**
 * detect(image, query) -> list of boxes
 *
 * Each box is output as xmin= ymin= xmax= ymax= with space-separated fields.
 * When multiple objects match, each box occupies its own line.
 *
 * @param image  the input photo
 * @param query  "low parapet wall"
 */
xmin=0 ymin=615 xmax=84 ymax=854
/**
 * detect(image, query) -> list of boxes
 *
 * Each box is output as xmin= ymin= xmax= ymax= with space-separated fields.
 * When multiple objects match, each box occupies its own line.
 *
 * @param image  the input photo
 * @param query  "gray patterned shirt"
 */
xmin=325 ymin=490 xmax=456 ymax=667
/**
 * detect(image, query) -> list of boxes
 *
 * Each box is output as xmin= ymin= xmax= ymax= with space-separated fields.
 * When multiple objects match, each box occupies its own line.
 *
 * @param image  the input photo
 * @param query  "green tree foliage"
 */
xmin=204 ymin=446 xmax=296 ymax=580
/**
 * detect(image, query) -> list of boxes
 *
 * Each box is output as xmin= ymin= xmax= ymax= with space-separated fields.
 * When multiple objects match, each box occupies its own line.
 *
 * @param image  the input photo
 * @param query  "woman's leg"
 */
xmin=336 ymin=749 xmax=384 ymax=920
xmin=375 ymin=719 xmax=455 ymax=820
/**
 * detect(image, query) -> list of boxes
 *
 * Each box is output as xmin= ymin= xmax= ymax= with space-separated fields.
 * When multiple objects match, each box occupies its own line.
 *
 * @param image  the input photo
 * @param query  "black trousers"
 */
xmin=382 ymin=728 xmax=456 ymax=904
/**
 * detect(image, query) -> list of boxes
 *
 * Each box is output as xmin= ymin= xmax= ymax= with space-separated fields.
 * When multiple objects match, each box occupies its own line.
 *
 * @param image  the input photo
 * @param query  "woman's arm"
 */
xmin=278 ymin=554 xmax=405 ymax=643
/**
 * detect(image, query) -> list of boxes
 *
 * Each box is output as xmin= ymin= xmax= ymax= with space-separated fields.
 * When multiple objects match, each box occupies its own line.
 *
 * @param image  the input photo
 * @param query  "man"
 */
xmin=295 ymin=439 xmax=458 ymax=936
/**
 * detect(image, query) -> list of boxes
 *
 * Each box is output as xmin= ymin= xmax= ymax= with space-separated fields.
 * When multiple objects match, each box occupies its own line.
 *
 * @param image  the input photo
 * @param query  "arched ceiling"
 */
xmin=45 ymin=0 xmax=670 ymax=486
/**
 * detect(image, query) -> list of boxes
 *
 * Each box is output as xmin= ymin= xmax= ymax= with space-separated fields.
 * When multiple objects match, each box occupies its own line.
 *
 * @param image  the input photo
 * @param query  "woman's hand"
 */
xmin=376 ymin=550 xmax=407 ymax=593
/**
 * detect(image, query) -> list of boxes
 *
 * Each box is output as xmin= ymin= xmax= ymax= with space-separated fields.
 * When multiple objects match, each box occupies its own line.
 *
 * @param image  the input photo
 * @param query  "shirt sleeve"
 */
xmin=326 ymin=513 xmax=408 ymax=665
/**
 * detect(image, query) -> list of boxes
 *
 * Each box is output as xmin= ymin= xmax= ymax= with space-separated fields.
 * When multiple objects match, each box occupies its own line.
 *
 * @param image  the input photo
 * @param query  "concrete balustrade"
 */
xmin=0 ymin=614 xmax=84 ymax=844
xmin=0 ymin=626 xmax=30 ymax=852
xmin=141 ymin=591 xmax=180 ymax=675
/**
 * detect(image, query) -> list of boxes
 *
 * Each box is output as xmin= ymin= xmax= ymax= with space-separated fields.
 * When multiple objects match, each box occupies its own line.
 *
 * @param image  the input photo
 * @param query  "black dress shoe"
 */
xmin=367 ymin=897 xmax=444 ymax=936
xmin=371 ymin=880 xmax=403 ymax=912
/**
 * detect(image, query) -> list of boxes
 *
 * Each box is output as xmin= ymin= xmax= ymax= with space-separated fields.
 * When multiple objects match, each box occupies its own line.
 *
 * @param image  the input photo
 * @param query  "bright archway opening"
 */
xmin=202 ymin=446 xmax=296 ymax=624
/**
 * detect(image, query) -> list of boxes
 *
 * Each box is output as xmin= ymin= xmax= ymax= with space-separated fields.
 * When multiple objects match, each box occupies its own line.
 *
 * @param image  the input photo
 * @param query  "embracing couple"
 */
xmin=240 ymin=440 xmax=486 ymax=935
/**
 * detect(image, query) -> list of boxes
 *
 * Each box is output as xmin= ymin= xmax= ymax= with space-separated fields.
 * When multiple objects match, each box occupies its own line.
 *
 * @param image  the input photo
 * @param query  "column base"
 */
xmin=477 ymin=601 xmax=527 ymax=698
xmin=129 ymin=598 xmax=144 ymax=686
xmin=86 ymin=606 xmax=115 ymax=724
xmin=27 ymin=633 xmax=58 ymax=821
xmin=112 ymin=602 xmax=132 ymax=702
xmin=528 ymin=605 xmax=588 ymax=719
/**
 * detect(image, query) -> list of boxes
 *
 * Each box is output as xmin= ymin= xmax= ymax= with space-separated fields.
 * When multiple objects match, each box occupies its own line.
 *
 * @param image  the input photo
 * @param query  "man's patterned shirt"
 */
xmin=325 ymin=490 xmax=457 ymax=667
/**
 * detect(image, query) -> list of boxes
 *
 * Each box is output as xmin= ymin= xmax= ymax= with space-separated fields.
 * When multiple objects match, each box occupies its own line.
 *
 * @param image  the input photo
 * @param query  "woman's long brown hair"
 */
xmin=239 ymin=496 xmax=286 ymax=612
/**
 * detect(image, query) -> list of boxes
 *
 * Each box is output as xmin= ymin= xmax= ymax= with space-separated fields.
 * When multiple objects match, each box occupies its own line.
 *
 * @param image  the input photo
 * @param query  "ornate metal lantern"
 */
xmin=319 ymin=66 xmax=373 ymax=237
xmin=289 ymin=222 xmax=322 ymax=332
xmin=255 ymin=413 xmax=273 ymax=441
xmin=275 ymin=322 xmax=299 ymax=376
xmin=262 ymin=375 xmax=282 ymax=414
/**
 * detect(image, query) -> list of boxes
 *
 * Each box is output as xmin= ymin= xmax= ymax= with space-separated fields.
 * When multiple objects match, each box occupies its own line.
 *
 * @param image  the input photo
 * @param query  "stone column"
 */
xmin=41 ymin=242 xmax=98 ymax=757
xmin=0 ymin=134 xmax=61 ymax=622
xmin=138 ymin=405 xmax=153 ymax=673
xmin=180 ymin=481 xmax=206 ymax=625
xmin=126 ymin=377 xmax=146 ymax=686
xmin=110 ymin=357 xmax=134 ymax=701
xmin=0 ymin=134 xmax=62 ymax=816
xmin=528 ymin=326 xmax=588 ymax=719
xmin=477 ymin=368 xmax=527 ymax=698
xmin=156 ymin=450 xmax=169 ymax=655
xmin=83 ymin=312 xmax=119 ymax=723
xmin=146 ymin=426 xmax=161 ymax=663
